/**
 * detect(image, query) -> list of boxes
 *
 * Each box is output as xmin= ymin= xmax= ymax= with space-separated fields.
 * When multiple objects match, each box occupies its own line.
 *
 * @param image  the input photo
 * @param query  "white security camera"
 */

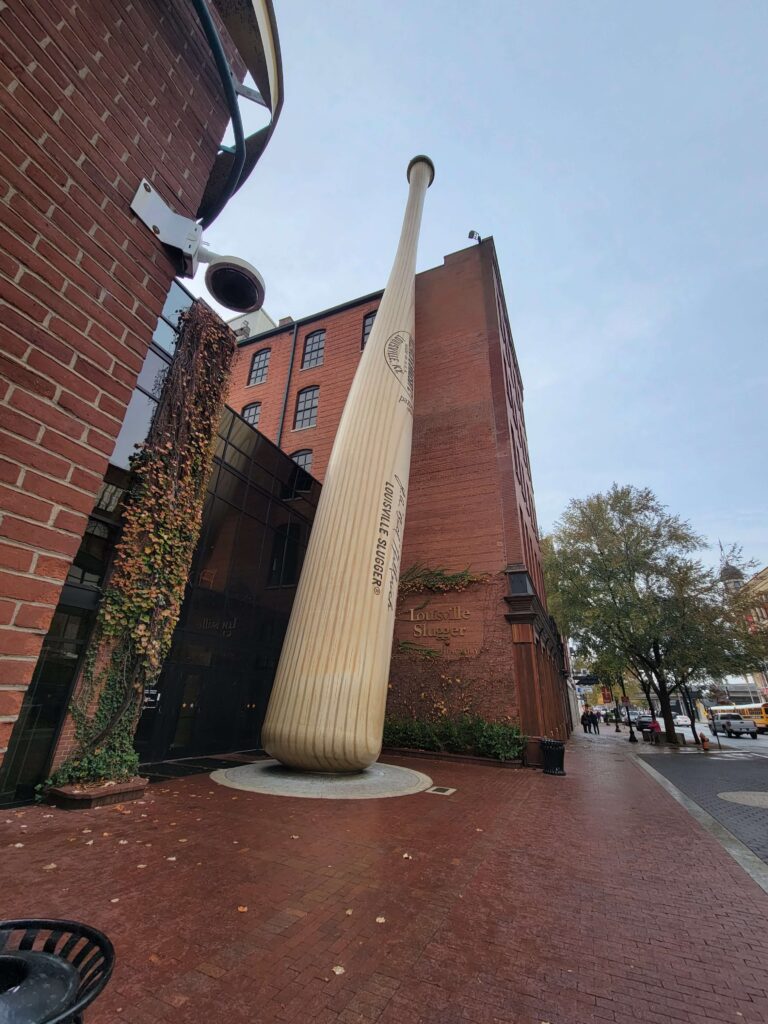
xmin=198 ymin=250 xmax=265 ymax=314
xmin=130 ymin=179 xmax=265 ymax=313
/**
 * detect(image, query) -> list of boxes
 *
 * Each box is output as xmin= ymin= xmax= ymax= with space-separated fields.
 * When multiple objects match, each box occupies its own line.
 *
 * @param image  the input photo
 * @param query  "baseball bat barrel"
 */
xmin=261 ymin=156 xmax=435 ymax=771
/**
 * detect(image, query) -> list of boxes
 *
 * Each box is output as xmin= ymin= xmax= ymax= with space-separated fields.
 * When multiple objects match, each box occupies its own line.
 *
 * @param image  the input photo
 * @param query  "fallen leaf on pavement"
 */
xmin=375 ymin=916 xmax=386 ymax=924
xmin=332 ymin=965 xmax=345 ymax=976
xmin=43 ymin=863 xmax=57 ymax=871
xmin=237 ymin=906 xmax=248 ymax=913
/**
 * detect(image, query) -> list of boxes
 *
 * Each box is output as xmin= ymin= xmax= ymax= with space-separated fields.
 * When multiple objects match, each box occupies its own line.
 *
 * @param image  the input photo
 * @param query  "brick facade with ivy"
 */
xmin=0 ymin=0 xmax=240 ymax=766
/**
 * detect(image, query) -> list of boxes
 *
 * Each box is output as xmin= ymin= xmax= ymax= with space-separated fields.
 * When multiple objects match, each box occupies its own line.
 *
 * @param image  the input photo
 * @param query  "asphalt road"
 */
xmin=637 ymin=740 xmax=768 ymax=866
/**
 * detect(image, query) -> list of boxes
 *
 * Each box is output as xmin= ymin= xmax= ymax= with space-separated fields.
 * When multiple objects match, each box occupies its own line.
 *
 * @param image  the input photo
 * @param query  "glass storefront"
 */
xmin=134 ymin=407 xmax=319 ymax=762
xmin=0 ymin=286 xmax=319 ymax=804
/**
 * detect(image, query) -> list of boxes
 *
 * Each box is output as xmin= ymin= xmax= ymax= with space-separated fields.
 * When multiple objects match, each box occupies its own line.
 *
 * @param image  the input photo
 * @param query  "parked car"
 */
xmin=709 ymin=713 xmax=758 ymax=739
xmin=636 ymin=714 xmax=656 ymax=732
xmin=673 ymin=714 xmax=691 ymax=727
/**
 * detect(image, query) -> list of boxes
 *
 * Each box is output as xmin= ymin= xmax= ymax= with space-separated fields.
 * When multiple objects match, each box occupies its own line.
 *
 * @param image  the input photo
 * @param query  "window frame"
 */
xmin=361 ymin=310 xmax=377 ymax=350
xmin=241 ymin=402 xmax=261 ymax=429
xmin=290 ymin=449 xmax=313 ymax=473
xmin=247 ymin=348 xmax=271 ymax=387
xmin=301 ymin=330 xmax=325 ymax=370
xmin=293 ymin=386 xmax=319 ymax=431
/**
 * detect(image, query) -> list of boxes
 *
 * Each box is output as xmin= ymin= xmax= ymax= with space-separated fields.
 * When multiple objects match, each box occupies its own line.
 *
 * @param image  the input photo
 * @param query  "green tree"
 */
xmin=542 ymin=485 xmax=768 ymax=744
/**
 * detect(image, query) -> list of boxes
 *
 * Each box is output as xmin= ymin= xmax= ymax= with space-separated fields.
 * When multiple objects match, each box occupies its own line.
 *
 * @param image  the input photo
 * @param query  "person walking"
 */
xmin=589 ymin=710 xmax=600 ymax=735
xmin=580 ymin=710 xmax=590 ymax=733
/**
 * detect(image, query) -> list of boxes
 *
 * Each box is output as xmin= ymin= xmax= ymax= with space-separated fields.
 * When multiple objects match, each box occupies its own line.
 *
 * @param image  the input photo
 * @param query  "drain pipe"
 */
xmin=276 ymin=321 xmax=299 ymax=447
xmin=190 ymin=0 xmax=246 ymax=228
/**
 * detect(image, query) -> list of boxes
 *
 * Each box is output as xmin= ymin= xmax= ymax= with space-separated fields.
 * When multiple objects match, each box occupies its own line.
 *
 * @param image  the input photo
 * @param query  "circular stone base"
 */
xmin=210 ymin=760 xmax=432 ymax=800
xmin=718 ymin=790 xmax=768 ymax=808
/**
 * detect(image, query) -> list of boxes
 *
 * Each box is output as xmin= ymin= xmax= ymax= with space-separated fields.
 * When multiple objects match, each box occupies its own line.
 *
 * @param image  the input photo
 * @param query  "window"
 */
xmin=361 ymin=310 xmax=377 ymax=349
xmin=294 ymin=386 xmax=318 ymax=430
xmin=290 ymin=449 xmax=313 ymax=473
xmin=242 ymin=402 xmax=261 ymax=428
xmin=268 ymin=522 xmax=304 ymax=586
xmin=248 ymin=348 xmax=271 ymax=386
xmin=284 ymin=450 xmax=313 ymax=498
xmin=302 ymin=330 xmax=325 ymax=369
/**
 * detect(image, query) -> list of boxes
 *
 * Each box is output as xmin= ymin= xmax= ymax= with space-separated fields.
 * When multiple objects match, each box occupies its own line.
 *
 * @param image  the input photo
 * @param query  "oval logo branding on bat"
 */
xmin=384 ymin=332 xmax=414 ymax=399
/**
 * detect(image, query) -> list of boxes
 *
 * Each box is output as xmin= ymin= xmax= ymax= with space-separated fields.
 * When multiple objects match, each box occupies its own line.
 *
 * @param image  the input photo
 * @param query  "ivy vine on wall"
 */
xmin=48 ymin=301 xmax=235 ymax=788
xmin=398 ymin=563 xmax=490 ymax=595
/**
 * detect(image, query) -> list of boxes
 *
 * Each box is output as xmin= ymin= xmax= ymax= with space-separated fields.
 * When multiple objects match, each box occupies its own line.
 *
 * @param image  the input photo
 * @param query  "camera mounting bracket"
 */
xmin=130 ymin=179 xmax=203 ymax=277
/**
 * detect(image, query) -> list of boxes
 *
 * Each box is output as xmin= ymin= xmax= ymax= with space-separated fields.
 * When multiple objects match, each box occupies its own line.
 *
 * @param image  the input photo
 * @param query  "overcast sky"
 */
xmin=192 ymin=1 xmax=767 ymax=569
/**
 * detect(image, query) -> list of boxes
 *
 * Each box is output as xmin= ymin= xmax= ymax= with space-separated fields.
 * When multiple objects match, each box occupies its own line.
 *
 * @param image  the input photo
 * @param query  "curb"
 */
xmin=631 ymin=754 xmax=768 ymax=896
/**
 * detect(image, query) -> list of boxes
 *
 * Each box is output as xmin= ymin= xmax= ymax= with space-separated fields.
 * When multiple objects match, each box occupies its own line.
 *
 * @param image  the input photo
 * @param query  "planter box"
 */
xmin=47 ymin=777 xmax=148 ymax=810
xmin=381 ymin=746 xmax=523 ymax=768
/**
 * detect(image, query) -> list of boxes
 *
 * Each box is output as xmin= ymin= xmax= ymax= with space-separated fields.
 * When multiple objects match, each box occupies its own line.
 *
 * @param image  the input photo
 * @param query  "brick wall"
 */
xmin=391 ymin=244 xmax=530 ymax=726
xmin=228 ymin=295 xmax=383 ymax=481
xmin=0 ymin=0 xmax=239 ymax=758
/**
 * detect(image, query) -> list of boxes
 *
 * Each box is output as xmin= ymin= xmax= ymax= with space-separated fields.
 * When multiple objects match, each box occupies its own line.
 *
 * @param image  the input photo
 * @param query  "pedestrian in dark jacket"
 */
xmin=580 ymin=710 xmax=590 ymax=733
xmin=589 ymin=710 xmax=600 ymax=735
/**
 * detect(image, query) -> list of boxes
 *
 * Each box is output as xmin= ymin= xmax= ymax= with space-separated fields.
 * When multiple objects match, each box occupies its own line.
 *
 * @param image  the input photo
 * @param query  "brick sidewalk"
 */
xmin=3 ymin=735 xmax=768 ymax=1024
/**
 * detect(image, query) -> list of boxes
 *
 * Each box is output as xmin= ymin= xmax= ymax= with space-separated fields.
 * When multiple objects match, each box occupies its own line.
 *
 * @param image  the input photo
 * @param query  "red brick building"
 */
xmin=0 ymin=0 xmax=281 ymax=777
xmin=228 ymin=240 xmax=572 ymax=739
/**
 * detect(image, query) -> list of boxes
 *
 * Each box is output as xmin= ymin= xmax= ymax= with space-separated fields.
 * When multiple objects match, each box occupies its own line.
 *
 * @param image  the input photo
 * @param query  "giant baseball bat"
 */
xmin=262 ymin=156 xmax=435 ymax=772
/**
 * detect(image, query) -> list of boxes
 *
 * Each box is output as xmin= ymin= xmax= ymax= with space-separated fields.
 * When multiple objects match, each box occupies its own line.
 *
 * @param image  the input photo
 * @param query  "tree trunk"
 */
xmin=641 ymin=679 xmax=655 ymax=716
xmin=657 ymin=680 xmax=678 ymax=745
xmin=649 ymin=641 xmax=678 ymax=745
xmin=681 ymin=682 xmax=700 ymax=745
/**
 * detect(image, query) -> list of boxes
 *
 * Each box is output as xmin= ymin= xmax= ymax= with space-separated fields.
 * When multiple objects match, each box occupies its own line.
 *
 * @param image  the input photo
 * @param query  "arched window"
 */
xmin=242 ymin=402 xmax=261 ymax=428
xmin=290 ymin=449 xmax=313 ymax=473
xmin=301 ymin=330 xmax=325 ymax=369
xmin=248 ymin=348 xmax=270 ymax=386
xmin=361 ymin=310 xmax=377 ymax=350
xmin=294 ymin=386 xmax=318 ymax=429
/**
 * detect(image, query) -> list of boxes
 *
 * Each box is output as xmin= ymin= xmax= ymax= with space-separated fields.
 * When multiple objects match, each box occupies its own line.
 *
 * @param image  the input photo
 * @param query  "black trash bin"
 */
xmin=0 ymin=919 xmax=114 ymax=1024
xmin=539 ymin=737 xmax=566 ymax=776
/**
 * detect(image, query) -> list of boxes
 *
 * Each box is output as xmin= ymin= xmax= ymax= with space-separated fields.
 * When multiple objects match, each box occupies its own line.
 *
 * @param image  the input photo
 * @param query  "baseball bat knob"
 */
xmin=407 ymin=155 xmax=435 ymax=187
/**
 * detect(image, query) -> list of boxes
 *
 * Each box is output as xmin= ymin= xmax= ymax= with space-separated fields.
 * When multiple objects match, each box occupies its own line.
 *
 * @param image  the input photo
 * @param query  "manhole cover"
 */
xmin=717 ymin=791 xmax=768 ymax=808
xmin=426 ymin=786 xmax=456 ymax=796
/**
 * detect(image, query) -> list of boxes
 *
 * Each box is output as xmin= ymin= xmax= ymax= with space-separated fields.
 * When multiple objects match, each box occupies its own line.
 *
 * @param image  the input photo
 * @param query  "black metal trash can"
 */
xmin=540 ymin=737 xmax=566 ymax=776
xmin=0 ymin=919 xmax=114 ymax=1024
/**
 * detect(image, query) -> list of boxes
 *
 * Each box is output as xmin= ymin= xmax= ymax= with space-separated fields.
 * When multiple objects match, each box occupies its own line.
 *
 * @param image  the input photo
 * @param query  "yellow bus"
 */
xmin=708 ymin=703 xmax=768 ymax=733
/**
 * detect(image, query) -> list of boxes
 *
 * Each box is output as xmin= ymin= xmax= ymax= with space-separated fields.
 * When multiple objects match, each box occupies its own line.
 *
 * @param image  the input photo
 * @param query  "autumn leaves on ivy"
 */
xmin=51 ymin=301 xmax=235 ymax=787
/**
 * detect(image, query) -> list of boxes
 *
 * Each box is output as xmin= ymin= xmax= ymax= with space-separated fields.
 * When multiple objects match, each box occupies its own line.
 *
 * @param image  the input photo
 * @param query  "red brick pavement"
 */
xmin=3 ymin=735 xmax=768 ymax=1024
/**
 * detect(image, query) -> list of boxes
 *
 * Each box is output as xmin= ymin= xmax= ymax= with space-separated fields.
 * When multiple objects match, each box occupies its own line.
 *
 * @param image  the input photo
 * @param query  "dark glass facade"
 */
xmin=0 ymin=285 xmax=319 ymax=805
xmin=134 ymin=407 xmax=319 ymax=762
